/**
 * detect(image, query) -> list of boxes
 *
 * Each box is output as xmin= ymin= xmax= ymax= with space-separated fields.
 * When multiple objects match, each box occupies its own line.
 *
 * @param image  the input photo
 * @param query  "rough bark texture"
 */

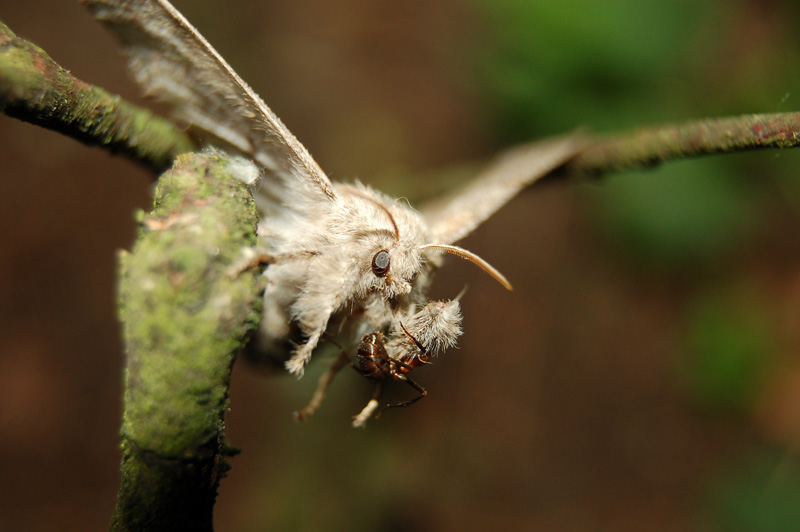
xmin=112 ymin=151 xmax=263 ymax=532
xmin=0 ymin=20 xmax=194 ymax=172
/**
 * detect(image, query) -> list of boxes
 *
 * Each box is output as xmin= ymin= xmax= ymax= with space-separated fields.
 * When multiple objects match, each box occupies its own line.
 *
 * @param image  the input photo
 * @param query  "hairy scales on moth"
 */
xmin=84 ymin=0 xmax=582 ymax=427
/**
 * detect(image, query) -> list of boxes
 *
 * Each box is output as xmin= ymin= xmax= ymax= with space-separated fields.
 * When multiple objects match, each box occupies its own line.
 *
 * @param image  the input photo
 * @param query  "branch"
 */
xmin=565 ymin=113 xmax=800 ymax=178
xmin=113 ymin=151 xmax=263 ymax=532
xmin=0 ymin=20 xmax=194 ymax=172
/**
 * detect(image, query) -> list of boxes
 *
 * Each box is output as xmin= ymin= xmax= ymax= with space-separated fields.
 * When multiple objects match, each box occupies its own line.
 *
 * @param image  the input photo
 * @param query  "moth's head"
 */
xmin=346 ymin=185 xmax=511 ymax=300
xmin=363 ymin=215 xmax=424 ymax=299
xmin=341 ymin=186 xmax=426 ymax=299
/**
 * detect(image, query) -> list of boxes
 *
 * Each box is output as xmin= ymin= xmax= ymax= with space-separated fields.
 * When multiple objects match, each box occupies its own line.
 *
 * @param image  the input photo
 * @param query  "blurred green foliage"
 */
xmin=675 ymin=283 xmax=774 ymax=410
xmin=472 ymin=0 xmax=800 ymax=268
xmin=471 ymin=1 xmax=799 ymax=530
xmin=587 ymin=158 xmax=760 ymax=268
xmin=472 ymin=0 xmax=720 ymax=137
xmin=707 ymin=450 xmax=800 ymax=532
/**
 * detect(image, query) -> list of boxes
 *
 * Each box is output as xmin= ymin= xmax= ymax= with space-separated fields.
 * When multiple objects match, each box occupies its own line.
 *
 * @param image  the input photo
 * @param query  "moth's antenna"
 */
xmin=376 ymin=202 xmax=399 ymax=241
xmin=420 ymin=244 xmax=512 ymax=291
xmin=347 ymin=189 xmax=400 ymax=240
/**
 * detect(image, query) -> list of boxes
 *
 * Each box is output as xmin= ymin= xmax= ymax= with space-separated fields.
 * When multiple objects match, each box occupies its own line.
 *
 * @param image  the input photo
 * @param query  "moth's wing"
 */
xmin=420 ymin=134 xmax=583 ymax=244
xmin=83 ymin=0 xmax=335 ymax=199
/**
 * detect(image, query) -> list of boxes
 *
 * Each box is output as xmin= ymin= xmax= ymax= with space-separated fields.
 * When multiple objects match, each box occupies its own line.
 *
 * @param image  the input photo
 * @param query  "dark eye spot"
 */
xmin=371 ymin=250 xmax=390 ymax=277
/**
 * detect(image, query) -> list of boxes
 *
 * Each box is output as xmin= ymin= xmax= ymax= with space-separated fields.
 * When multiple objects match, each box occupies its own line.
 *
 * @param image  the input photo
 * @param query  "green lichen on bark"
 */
xmin=112 ymin=151 xmax=263 ymax=532
xmin=0 ymin=19 xmax=194 ymax=171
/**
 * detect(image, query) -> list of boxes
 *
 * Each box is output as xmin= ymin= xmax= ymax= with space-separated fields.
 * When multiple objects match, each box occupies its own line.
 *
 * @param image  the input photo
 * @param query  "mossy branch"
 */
xmin=564 ymin=113 xmax=800 ymax=178
xmin=0 ymin=20 xmax=193 ymax=172
xmin=113 ymin=151 xmax=263 ymax=532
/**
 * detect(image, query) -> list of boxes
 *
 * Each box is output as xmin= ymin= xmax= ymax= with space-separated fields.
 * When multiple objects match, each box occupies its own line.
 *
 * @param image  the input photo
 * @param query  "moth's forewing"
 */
xmin=83 ymin=0 xmax=335 ymax=198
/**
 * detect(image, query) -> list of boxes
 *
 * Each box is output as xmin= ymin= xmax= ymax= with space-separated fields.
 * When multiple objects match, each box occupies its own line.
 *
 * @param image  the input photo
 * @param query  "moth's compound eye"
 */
xmin=371 ymin=250 xmax=390 ymax=277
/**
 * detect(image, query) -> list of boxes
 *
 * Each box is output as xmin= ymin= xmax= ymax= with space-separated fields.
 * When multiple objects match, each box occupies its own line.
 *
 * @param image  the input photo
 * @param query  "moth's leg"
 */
xmin=225 ymin=248 xmax=274 ymax=278
xmin=352 ymin=381 xmax=384 ymax=428
xmin=293 ymin=350 xmax=348 ymax=421
xmin=286 ymin=292 xmax=346 ymax=376
xmin=285 ymin=330 xmax=323 ymax=376
xmin=379 ymin=374 xmax=427 ymax=414
xmin=260 ymin=263 xmax=300 ymax=345
xmin=286 ymin=257 xmax=350 ymax=376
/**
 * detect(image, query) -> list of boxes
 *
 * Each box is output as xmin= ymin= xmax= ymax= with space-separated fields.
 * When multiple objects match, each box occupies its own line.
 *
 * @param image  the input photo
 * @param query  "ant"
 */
xmin=293 ymin=298 xmax=462 ymax=427
xmin=293 ymin=323 xmax=431 ymax=428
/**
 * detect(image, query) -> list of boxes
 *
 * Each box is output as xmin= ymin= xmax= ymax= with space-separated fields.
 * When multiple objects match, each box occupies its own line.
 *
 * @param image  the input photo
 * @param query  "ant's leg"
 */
xmin=293 ymin=350 xmax=348 ymax=421
xmin=352 ymin=381 xmax=384 ymax=428
xmin=379 ymin=374 xmax=428 ymax=415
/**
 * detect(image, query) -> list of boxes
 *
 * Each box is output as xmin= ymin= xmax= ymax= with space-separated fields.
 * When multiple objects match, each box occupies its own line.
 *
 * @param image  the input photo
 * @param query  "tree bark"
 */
xmin=112 ymin=151 xmax=263 ymax=532
xmin=0 ymin=20 xmax=193 ymax=172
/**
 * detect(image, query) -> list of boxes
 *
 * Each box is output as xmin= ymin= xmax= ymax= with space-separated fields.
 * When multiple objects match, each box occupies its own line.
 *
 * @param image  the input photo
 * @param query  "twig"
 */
xmin=565 ymin=113 xmax=800 ymax=178
xmin=0 ymin=20 xmax=194 ymax=172
xmin=112 ymin=151 xmax=263 ymax=532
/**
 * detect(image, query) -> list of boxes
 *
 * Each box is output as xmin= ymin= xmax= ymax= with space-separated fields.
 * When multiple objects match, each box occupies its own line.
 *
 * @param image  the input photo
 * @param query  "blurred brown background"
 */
xmin=3 ymin=1 xmax=800 ymax=530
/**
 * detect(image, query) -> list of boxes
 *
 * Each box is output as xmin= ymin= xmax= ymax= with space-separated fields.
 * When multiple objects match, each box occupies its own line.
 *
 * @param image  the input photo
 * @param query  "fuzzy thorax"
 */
xmin=259 ymin=182 xmax=436 ymax=375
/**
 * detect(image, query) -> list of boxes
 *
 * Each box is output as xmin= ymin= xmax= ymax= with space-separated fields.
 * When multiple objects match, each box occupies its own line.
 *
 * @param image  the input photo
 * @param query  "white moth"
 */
xmin=84 ymin=0 xmax=582 ymax=426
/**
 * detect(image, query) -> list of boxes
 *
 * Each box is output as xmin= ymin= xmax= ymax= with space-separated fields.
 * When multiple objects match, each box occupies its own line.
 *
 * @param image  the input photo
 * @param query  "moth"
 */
xmin=84 ymin=0 xmax=582 ymax=426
